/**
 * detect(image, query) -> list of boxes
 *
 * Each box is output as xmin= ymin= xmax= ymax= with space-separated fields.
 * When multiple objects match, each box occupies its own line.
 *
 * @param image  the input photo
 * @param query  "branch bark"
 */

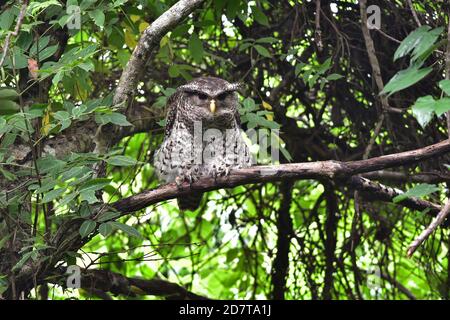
xmin=51 ymin=267 xmax=209 ymax=300
xmin=271 ymin=181 xmax=293 ymax=300
xmin=113 ymin=0 xmax=205 ymax=107
xmin=113 ymin=139 xmax=450 ymax=214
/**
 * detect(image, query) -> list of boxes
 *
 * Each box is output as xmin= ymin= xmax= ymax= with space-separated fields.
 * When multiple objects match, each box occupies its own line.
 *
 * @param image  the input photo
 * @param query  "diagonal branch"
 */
xmin=0 ymin=0 xmax=29 ymax=67
xmin=407 ymin=199 xmax=450 ymax=257
xmin=94 ymin=0 xmax=206 ymax=163
xmin=113 ymin=0 xmax=205 ymax=108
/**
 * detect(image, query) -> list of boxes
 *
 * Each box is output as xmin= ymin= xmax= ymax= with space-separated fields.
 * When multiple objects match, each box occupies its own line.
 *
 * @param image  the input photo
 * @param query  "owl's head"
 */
xmin=177 ymin=77 xmax=241 ymax=128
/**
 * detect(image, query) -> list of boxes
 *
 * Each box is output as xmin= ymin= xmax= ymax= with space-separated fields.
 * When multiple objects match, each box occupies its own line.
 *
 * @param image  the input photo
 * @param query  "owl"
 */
xmin=154 ymin=76 xmax=253 ymax=210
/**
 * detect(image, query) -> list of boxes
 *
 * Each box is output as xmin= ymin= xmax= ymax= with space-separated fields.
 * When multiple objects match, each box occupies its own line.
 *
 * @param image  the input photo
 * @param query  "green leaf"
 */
xmin=411 ymin=27 xmax=443 ymax=61
xmin=439 ymin=79 xmax=450 ymax=96
xmin=99 ymin=222 xmax=114 ymax=237
xmin=393 ymin=183 xmax=440 ymax=203
xmin=72 ymin=105 xmax=87 ymax=118
xmin=38 ymin=44 xmax=58 ymax=61
xmin=117 ymin=49 xmax=130 ymax=67
xmin=30 ymin=36 xmax=51 ymax=57
xmin=79 ymin=203 xmax=92 ymax=218
xmin=79 ymin=178 xmax=111 ymax=193
xmin=36 ymin=156 xmax=66 ymax=174
xmin=53 ymin=110 xmax=72 ymax=131
xmin=89 ymin=9 xmax=105 ymax=27
xmin=0 ymin=100 xmax=20 ymax=115
xmin=35 ymin=178 xmax=57 ymax=193
xmin=157 ymin=119 xmax=166 ymax=127
xmin=326 ymin=73 xmax=344 ymax=81
xmin=242 ymin=97 xmax=257 ymax=112
xmin=382 ymin=65 xmax=432 ymax=96
xmin=253 ymin=44 xmax=271 ymax=58
xmin=42 ymin=188 xmax=66 ymax=203
xmin=255 ymin=37 xmax=278 ymax=44
xmin=188 ymin=34 xmax=204 ymax=64
xmin=97 ymin=211 xmax=120 ymax=222
xmin=0 ymin=234 xmax=10 ymax=249
xmin=53 ymin=110 xmax=70 ymax=121
xmin=95 ymin=112 xmax=132 ymax=126
xmin=252 ymin=5 xmax=269 ymax=26
xmin=0 ymin=8 xmax=16 ymax=31
xmin=411 ymin=95 xmax=435 ymax=128
xmin=0 ymin=89 xmax=19 ymax=100
xmin=79 ymin=220 xmax=97 ymax=238
xmin=394 ymin=26 xmax=431 ymax=61
xmin=61 ymin=166 xmax=90 ymax=181
xmin=168 ymin=64 xmax=180 ymax=78
xmin=110 ymin=221 xmax=143 ymax=238
xmin=0 ymin=168 xmax=16 ymax=181
xmin=434 ymin=97 xmax=450 ymax=117
xmin=59 ymin=192 xmax=78 ymax=207
xmin=110 ymin=112 xmax=132 ymax=126
xmin=106 ymin=155 xmax=138 ymax=166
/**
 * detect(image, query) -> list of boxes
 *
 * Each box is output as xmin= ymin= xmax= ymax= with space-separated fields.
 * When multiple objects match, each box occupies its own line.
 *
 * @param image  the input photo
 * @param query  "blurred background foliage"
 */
xmin=1 ymin=0 xmax=450 ymax=300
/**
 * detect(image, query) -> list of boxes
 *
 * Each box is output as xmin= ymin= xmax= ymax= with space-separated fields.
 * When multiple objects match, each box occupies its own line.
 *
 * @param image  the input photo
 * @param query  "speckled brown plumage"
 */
xmin=154 ymin=76 xmax=252 ymax=210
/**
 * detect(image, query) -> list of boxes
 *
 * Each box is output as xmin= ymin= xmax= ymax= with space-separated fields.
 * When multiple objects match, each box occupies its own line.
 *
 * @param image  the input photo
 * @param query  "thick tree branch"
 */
xmin=113 ymin=139 xmax=450 ymax=214
xmin=51 ymin=267 xmax=209 ymax=300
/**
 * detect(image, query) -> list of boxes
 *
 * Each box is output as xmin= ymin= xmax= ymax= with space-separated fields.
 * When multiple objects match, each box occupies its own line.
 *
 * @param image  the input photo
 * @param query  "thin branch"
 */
xmin=359 ymin=0 xmax=389 ymax=158
xmin=0 ymin=0 xmax=29 ymax=67
xmin=314 ymin=0 xmax=323 ymax=52
xmin=444 ymin=12 xmax=450 ymax=137
xmin=407 ymin=0 xmax=422 ymax=27
xmin=407 ymin=199 xmax=450 ymax=257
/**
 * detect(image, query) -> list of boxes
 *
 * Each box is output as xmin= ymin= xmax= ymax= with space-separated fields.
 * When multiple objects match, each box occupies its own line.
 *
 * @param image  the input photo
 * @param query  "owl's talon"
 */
xmin=175 ymin=176 xmax=184 ymax=190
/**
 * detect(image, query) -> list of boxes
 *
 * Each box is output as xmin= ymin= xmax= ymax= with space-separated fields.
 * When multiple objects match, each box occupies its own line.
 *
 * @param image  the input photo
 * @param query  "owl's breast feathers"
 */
xmin=154 ymin=77 xmax=251 ymax=210
xmin=154 ymin=120 xmax=252 ymax=184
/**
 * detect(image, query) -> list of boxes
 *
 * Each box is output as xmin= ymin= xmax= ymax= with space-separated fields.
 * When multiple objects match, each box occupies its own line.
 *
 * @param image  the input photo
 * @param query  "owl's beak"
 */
xmin=209 ymin=99 xmax=216 ymax=114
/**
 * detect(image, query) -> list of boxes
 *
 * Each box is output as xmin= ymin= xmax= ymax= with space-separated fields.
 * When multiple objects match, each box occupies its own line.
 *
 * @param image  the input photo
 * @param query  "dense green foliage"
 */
xmin=1 ymin=0 xmax=450 ymax=300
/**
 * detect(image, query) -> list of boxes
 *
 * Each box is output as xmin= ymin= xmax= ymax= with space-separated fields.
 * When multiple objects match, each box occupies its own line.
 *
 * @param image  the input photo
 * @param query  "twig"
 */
xmin=314 ymin=0 xmax=323 ymax=52
xmin=0 ymin=0 xmax=29 ymax=67
xmin=445 ymin=16 xmax=450 ymax=137
xmin=359 ymin=0 xmax=389 ymax=158
xmin=407 ymin=0 xmax=422 ymax=27
xmin=407 ymin=199 xmax=450 ymax=257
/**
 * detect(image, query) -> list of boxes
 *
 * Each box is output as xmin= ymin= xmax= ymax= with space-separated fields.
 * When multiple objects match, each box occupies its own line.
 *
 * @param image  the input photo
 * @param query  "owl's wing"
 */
xmin=163 ymin=91 xmax=179 ymax=138
xmin=234 ymin=109 xmax=241 ymax=127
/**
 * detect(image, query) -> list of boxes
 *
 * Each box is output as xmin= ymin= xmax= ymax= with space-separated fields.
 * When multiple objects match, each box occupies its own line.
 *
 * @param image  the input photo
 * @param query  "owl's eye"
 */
xmin=217 ymin=92 xmax=228 ymax=101
xmin=197 ymin=93 xmax=208 ymax=100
